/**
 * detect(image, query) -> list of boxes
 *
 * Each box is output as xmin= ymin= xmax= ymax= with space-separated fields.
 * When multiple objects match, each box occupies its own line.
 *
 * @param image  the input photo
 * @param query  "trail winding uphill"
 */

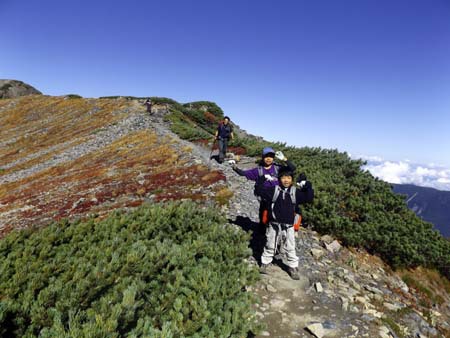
xmin=0 ymin=95 xmax=448 ymax=337
xmin=183 ymin=127 xmax=448 ymax=337
xmin=177 ymin=121 xmax=448 ymax=337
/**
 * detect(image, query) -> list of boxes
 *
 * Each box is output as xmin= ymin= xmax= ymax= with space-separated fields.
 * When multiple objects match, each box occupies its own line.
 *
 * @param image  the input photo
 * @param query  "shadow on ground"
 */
xmin=231 ymin=216 xmax=266 ymax=264
xmin=232 ymin=216 xmax=297 ymax=275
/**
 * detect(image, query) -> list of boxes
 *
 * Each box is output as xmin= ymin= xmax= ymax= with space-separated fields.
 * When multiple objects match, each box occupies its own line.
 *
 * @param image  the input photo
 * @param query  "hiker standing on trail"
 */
xmin=144 ymin=98 xmax=152 ymax=114
xmin=231 ymin=147 xmax=297 ymax=255
xmin=214 ymin=116 xmax=234 ymax=163
xmin=232 ymin=147 xmax=296 ymax=224
xmin=255 ymin=169 xmax=314 ymax=280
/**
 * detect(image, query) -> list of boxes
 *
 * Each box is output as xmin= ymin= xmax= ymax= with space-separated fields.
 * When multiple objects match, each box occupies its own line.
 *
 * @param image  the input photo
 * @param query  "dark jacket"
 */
xmin=217 ymin=123 xmax=233 ymax=140
xmin=255 ymin=182 xmax=314 ymax=224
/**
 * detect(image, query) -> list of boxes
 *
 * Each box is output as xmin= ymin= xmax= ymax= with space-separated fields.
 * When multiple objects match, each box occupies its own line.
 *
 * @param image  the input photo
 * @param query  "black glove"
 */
xmin=303 ymin=180 xmax=312 ymax=190
xmin=297 ymin=173 xmax=307 ymax=183
xmin=232 ymin=166 xmax=246 ymax=176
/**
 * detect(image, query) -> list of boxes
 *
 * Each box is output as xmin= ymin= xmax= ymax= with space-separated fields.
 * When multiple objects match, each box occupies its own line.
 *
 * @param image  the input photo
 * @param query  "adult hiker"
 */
xmin=144 ymin=98 xmax=152 ymax=114
xmin=214 ymin=116 xmax=234 ymax=163
xmin=255 ymin=169 xmax=314 ymax=280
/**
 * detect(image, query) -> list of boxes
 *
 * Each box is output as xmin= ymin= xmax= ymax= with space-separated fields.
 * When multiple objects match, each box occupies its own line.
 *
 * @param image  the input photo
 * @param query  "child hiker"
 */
xmin=254 ymin=169 xmax=314 ymax=280
xmin=232 ymin=147 xmax=296 ymax=224
xmin=232 ymin=147 xmax=296 ymax=253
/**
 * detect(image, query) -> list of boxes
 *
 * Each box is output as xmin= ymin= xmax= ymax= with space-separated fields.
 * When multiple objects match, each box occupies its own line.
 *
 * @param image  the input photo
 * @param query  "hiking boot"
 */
xmin=288 ymin=267 xmax=300 ymax=280
xmin=260 ymin=263 xmax=270 ymax=274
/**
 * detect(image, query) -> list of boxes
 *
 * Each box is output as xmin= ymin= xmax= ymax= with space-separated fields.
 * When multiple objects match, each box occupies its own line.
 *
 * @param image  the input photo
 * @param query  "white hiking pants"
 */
xmin=261 ymin=222 xmax=299 ymax=268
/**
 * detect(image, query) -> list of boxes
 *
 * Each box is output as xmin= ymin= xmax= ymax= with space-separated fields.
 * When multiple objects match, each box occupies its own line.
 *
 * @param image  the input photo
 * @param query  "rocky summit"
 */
xmin=0 ymin=90 xmax=449 ymax=337
xmin=0 ymin=79 xmax=42 ymax=99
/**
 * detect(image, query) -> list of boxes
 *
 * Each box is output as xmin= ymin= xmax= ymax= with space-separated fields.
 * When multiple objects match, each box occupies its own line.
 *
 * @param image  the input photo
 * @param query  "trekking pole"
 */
xmin=209 ymin=138 xmax=217 ymax=162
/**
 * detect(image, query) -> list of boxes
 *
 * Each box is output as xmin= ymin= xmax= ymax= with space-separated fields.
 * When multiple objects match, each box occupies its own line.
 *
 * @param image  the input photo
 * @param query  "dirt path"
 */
xmin=144 ymin=105 xmax=446 ymax=338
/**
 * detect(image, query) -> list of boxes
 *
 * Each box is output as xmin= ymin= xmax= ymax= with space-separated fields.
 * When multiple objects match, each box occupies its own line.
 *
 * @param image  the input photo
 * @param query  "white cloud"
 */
xmin=356 ymin=154 xmax=384 ymax=163
xmin=366 ymin=161 xmax=410 ymax=184
xmin=437 ymin=170 xmax=450 ymax=179
xmin=415 ymin=166 xmax=437 ymax=177
xmin=361 ymin=156 xmax=450 ymax=191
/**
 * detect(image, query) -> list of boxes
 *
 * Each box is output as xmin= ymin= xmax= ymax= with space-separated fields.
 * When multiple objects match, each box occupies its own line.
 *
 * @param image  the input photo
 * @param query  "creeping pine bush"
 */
xmin=0 ymin=201 xmax=260 ymax=337
xmin=164 ymin=110 xmax=211 ymax=141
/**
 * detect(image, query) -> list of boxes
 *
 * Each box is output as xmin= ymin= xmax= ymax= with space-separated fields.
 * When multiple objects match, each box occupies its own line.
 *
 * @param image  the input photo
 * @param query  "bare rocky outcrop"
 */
xmin=0 ymin=79 xmax=42 ymax=99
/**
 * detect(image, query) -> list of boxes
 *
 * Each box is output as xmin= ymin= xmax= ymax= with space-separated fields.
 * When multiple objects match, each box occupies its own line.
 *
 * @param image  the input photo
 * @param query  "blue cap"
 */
xmin=262 ymin=147 xmax=275 ymax=157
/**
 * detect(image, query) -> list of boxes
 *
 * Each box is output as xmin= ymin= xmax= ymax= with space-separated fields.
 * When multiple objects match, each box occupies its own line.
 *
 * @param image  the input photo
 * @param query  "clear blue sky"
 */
xmin=2 ymin=0 xmax=450 ymax=166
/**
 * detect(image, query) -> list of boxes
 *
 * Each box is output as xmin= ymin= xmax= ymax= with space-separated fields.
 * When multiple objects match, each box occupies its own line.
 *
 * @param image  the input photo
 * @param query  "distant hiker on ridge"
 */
xmin=144 ymin=98 xmax=152 ymax=114
xmin=255 ymin=169 xmax=314 ymax=280
xmin=214 ymin=116 xmax=234 ymax=163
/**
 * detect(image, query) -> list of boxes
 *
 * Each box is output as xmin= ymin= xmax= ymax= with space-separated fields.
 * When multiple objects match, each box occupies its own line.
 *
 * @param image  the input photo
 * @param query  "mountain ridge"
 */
xmin=1 ymin=90 xmax=450 ymax=337
xmin=393 ymin=183 xmax=450 ymax=237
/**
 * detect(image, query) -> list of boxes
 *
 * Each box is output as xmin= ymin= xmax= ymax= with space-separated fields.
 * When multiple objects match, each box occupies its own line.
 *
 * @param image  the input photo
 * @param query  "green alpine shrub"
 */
xmin=0 ymin=201 xmax=259 ymax=337
xmin=162 ymin=102 xmax=450 ymax=279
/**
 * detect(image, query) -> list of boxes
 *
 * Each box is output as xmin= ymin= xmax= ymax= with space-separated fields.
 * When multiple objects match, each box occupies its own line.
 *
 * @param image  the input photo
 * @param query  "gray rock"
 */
xmin=340 ymin=296 xmax=349 ymax=311
xmin=305 ymin=323 xmax=325 ymax=338
xmin=311 ymin=248 xmax=325 ymax=259
xmin=344 ymin=276 xmax=362 ymax=291
xmin=388 ymin=277 xmax=409 ymax=293
xmin=364 ymin=285 xmax=384 ymax=295
xmin=270 ymin=298 xmax=286 ymax=310
xmin=354 ymin=296 xmax=369 ymax=307
xmin=266 ymin=283 xmax=277 ymax=293
xmin=378 ymin=325 xmax=391 ymax=338
xmin=383 ymin=302 xmax=403 ymax=312
xmin=315 ymin=282 xmax=323 ymax=293
xmin=0 ymin=79 xmax=42 ymax=98
xmin=325 ymin=240 xmax=342 ymax=253
xmin=322 ymin=320 xmax=337 ymax=330
xmin=362 ymin=308 xmax=383 ymax=318
xmin=320 ymin=234 xmax=334 ymax=244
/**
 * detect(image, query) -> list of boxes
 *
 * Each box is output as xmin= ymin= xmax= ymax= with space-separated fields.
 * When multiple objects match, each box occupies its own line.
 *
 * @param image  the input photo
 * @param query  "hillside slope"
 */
xmin=1 ymin=94 xmax=450 ymax=337
xmin=0 ymin=95 xmax=225 ymax=236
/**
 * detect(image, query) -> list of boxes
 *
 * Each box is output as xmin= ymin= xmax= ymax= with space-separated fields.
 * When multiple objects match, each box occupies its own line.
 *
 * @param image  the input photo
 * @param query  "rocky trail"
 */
xmin=144 ymin=105 xmax=449 ymax=338
xmin=1 ymin=97 xmax=448 ymax=338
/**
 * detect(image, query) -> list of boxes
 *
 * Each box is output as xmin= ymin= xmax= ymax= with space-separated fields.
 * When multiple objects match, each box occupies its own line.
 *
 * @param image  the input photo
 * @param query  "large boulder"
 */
xmin=0 ymin=79 xmax=42 ymax=99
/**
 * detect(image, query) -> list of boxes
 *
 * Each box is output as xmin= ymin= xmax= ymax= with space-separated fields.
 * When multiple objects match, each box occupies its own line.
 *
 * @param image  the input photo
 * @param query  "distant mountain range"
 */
xmin=393 ymin=184 xmax=450 ymax=237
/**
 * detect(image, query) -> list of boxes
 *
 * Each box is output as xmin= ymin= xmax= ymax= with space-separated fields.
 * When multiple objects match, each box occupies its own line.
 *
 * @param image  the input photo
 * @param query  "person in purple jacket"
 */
xmin=232 ymin=147 xmax=296 ymax=251
xmin=232 ymin=147 xmax=296 ymax=214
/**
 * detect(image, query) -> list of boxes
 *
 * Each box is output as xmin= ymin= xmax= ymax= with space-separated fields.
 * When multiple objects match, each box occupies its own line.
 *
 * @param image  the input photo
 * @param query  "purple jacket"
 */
xmin=238 ymin=160 xmax=296 ymax=188
xmin=243 ymin=165 xmax=279 ymax=188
